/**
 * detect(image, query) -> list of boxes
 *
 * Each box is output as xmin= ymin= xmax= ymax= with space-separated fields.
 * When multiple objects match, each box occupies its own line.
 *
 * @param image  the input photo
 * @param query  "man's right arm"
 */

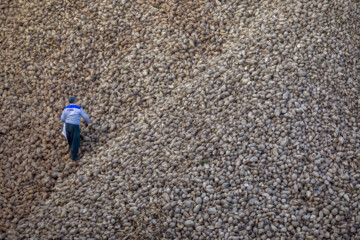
xmin=80 ymin=109 xmax=91 ymax=124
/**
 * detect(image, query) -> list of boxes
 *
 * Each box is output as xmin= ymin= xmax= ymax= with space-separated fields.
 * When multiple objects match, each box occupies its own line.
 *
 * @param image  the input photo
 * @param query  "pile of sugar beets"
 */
xmin=0 ymin=0 xmax=359 ymax=239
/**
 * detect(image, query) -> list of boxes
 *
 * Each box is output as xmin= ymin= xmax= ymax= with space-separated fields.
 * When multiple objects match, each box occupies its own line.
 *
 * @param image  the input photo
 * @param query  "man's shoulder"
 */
xmin=64 ymin=105 xmax=82 ymax=110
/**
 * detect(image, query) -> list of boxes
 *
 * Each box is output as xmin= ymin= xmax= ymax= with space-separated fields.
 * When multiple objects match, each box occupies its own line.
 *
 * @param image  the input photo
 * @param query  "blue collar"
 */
xmin=64 ymin=105 xmax=81 ymax=109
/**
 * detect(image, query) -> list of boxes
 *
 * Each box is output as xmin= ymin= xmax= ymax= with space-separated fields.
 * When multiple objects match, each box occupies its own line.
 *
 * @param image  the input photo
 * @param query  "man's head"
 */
xmin=69 ymin=96 xmax=76 ymax=103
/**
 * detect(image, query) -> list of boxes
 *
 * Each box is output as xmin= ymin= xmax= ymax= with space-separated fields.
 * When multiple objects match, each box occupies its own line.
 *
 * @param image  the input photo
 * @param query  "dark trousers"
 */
xmin=65 ymin=123 xmax=80 ymax=159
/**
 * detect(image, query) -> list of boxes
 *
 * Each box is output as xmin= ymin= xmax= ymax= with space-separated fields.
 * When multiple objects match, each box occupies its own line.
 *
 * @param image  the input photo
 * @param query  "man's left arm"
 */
xmin=61 ymin=109 xmax=67 ymax=123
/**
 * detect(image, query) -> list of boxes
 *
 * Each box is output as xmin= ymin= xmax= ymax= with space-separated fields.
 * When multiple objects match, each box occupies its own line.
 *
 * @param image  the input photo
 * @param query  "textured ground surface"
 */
xmin=0 ymin=0 xmax=359 ymax=239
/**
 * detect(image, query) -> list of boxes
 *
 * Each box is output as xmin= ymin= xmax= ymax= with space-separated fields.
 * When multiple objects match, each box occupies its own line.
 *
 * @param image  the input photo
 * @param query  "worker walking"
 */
xmin=61 ymin=96 xmax=91 ymax=160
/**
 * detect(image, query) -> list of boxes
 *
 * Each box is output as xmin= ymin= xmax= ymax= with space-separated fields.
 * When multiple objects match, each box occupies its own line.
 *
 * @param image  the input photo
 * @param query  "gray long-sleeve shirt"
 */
xmin=61 ymin=104 xmax=91 ymax=125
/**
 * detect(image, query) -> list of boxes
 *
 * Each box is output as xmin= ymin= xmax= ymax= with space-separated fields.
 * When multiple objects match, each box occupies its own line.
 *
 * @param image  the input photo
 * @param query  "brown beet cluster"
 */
xmin=1 ymin=0 xmax=359 ymax=239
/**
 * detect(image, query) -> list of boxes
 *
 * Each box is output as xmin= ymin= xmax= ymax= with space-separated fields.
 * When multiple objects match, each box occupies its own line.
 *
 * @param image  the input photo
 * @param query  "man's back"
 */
xmin=61 ymin=104 xmax=90 ymax=125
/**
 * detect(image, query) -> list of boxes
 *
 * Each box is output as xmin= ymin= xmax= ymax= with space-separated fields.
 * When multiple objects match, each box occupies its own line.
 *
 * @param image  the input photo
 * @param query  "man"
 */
xmin=61 ymin=96 xmax=91 ymax=160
